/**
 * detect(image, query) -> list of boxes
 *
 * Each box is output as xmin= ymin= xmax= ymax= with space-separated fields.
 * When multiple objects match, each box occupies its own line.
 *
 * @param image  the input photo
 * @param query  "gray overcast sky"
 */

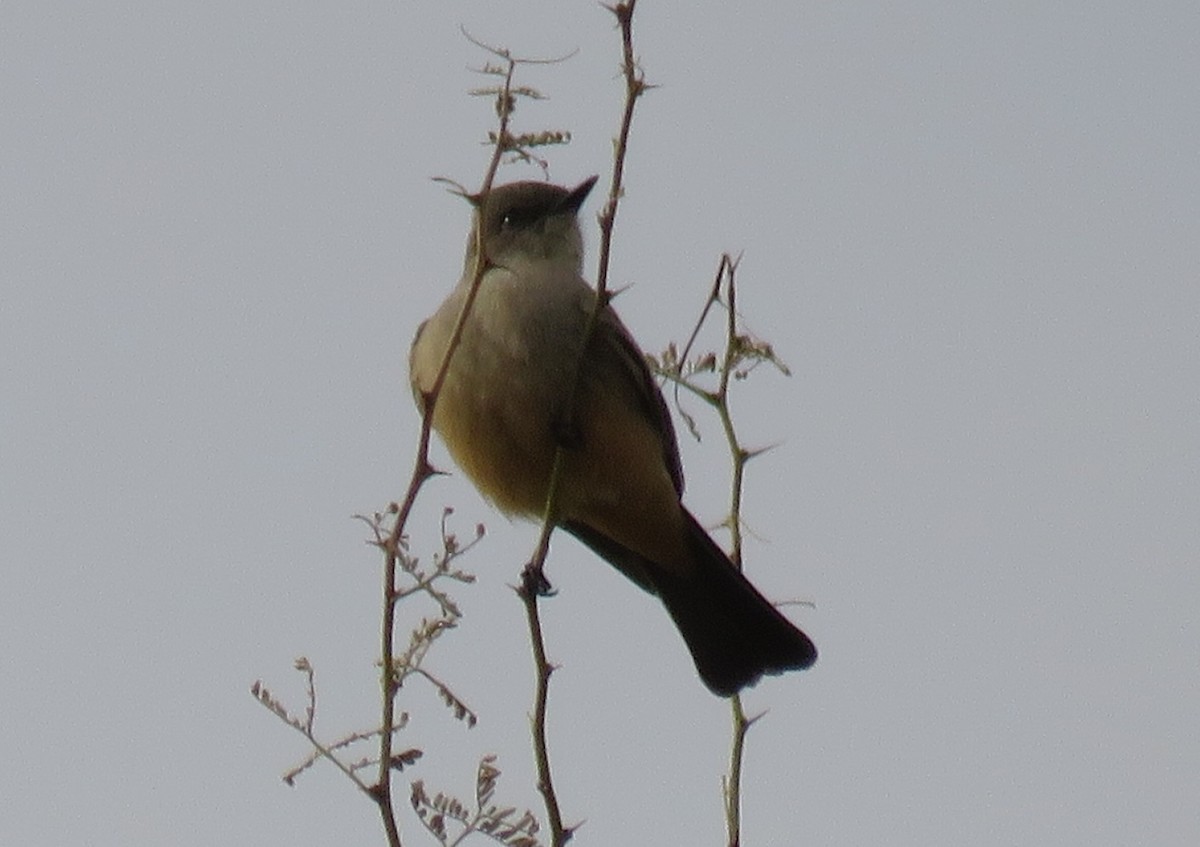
xmin=3 ymin=1 xmax=1198 ymax=844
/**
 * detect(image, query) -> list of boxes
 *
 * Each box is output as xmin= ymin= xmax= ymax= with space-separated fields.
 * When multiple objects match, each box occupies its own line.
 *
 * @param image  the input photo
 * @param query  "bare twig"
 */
xmin=250 ymin=665 xmax=409 ymax=794
xmin=411 ymin=755 xmax=544 ymax=847
xmin=515 ymin=3 xmax=649 ymax=845
xmin=252 ymin=505 xmax=478 ymax=826
xmin=363 ymin=43 xmax=533 ymax=846
xmin=648 ymin=254 xmax=792 ymax=846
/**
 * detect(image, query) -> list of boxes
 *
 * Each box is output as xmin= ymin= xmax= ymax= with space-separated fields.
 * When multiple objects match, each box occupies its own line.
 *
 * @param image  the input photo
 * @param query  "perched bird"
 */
xmin=409 ymin=176 xmax=816 ymax=695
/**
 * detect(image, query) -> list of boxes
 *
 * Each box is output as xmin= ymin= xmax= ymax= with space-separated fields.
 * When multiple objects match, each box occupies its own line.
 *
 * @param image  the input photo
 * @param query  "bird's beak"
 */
xmin=561 ymin=175 xmax=600 ymax=213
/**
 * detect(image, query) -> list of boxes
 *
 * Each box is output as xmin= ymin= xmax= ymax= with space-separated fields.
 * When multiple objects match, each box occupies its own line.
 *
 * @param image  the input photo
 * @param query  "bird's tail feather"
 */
xmin=565 ymin=513 xmax=817 ymax=696
xmin=649 ymin=512 xmax=817 ymax=696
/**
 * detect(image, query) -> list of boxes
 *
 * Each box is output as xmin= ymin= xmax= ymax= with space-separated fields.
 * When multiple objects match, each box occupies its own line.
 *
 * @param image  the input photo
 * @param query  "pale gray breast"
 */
xmin=411 ymin=260 xmax=593 ymax=424
xmin=466 ymin=261 xmax=592 ymax=401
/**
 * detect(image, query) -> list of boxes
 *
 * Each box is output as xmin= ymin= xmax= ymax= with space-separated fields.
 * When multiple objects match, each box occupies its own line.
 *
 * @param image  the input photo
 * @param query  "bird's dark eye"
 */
xmin=500 ymin=206 xmax=541 ymax=231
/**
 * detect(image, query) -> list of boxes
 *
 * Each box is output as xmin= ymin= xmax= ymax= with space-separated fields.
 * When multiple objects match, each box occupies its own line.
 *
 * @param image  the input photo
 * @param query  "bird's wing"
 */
xmin=590 ymin=306 xmax=685 ymax=497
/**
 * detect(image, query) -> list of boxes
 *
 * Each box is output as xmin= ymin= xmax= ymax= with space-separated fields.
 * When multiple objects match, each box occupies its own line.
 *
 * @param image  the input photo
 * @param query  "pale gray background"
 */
xmin=3 ymin=1 xmax=1198 ymax=845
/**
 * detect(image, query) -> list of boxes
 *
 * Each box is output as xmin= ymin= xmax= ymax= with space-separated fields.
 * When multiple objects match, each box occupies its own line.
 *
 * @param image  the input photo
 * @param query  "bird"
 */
xmin=409 ymin=175 xmax=816 ymax=696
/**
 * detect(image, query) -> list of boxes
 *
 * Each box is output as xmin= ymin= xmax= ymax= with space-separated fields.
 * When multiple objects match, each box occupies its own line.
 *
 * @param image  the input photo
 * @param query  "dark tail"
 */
xmin=563 ymin=513 xmax=817 ymax=696
xmin=649 ymin=512 xmax=817 ymax=696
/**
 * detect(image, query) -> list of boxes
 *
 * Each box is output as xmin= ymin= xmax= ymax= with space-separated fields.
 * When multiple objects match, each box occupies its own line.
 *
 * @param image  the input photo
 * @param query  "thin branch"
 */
xmin=716 ymin=256 xmax=746 ymax=564
xmin=711 ymin=259 xmax=761 ymax=847
xmin=411 ymin=755 xmax=544 ymax=847
xmin=250 ymin=669 xmax=406 ymax=795
xmin=517 ymin=571 xmax=563 ymax=841
xmin=723 ymin=702 xmax=766 ymax=847
xmin=649 ymin=254 xmax=785 ymax=845
xmin=369 ymin=50 xmax=525 ymax=847
xmin=516 ymin=3 xmax=648 ymax=845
